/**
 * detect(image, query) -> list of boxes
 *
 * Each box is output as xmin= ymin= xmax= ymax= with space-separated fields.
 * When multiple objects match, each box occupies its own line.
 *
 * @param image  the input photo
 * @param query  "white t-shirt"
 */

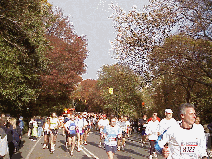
xmin=146 ymin=120 xmax=160 ymax=140
xmin=76 ymin=118 xmax=88 ymax=133
xmin=98 ymin=119 xmax=109 ymax=132
xmin=158 ymin=123 xmax=208 ymax=159
xmin=49 ymin=117 xmax=59 ymax=129
xmin=159 ymin=118 xmax=177 ymax=134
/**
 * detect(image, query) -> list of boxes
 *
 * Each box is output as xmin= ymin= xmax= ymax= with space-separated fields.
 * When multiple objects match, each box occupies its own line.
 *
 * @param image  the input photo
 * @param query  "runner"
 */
xmin=102 ymin=115 xmax=122 ymax=159
xmin=139 ymin=114 xmax=148 ymax=147
xmin=49 ymin=112 xmax=60 ymax=153
xmin=117 ymin=116 xmax=128 ymax=151
xmin=43 ymin=117 xmax=50 ymax=149
xmin=155 ymin=103 xmax=208 ymax=159
xmin=82 ymin=113 xmax=88 ymax=145
xmin=98 ymin=114 xmax=109 ymax=148
xmin=64 ymin=114 xmax=77 ymax=156
xmin=63 ymin=114 xmax=70 ymax=148
xmin=146 ymin=115 xmax=160 ymax=159
xmin=148 ymin=113 xmax=161 ymax=122
xmin=158 ymin=109 xmax=177 ymax=135
xmin=125 ymin=117 xmax=131 ymax=137
xmin=75 ymin=114 xmax=88 ymax=152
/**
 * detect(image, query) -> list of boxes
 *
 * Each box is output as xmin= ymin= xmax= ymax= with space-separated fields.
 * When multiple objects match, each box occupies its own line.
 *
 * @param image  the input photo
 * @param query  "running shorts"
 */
xmin=105 ymin=145 xmax=117 ymax=153
xmin=67 ymin=133 xmax=77 ymax=137
xmin=50 ymin=129 xmax=58 ymax=135
xmin=122 ymin=131 xmax=127 ymax=138
xmin=44 ymin=131 xmax=50 ymax=135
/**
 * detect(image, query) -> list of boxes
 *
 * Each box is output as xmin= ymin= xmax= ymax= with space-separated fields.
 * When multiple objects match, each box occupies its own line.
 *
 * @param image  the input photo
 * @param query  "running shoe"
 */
xmin=149 ymin=155 xmax=153 ymax=159
xmin=43 ymin=144 xmax=46 ymax=149
xmin=117 ymin=146 xmax=120 ymax=151
xmin=153 ymin=152 xmax=157 ymax=158
xmin=84 ymin=141 xmax=87 ymax=145
xmin=70 ymin=151 xmax=73 ymax=156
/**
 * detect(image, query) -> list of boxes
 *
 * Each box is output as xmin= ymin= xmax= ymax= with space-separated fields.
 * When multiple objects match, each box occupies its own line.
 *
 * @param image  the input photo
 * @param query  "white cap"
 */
xmin=165 ymin=109 xmax=173 ymax=113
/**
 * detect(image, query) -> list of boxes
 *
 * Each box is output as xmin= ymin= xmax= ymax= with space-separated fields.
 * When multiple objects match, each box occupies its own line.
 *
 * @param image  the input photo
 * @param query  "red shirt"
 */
xmin=147 ymin=117 xmax=161 ymax=122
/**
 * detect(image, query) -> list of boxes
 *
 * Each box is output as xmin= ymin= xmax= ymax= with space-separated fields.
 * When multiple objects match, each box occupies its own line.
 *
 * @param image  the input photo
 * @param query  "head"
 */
xmin=110 ymin=116 xmax=116 ymax=127
xmin=195 ymin=117 xmax=200 ymax=124
xmin=143 ymin=115 xmax=147 ymax=119
xmin=153 ymin=113 xmax=157 ymax=117
xmin=52 ymin=112 xmax=57 ymax=118
xmin=152 ymin=115 xmax=157 ymax=122
xmin=70 ymin=114 xmax=75 ymax=121
xmin=180 ymin=103 xmax=196 ymax=127
xmin=165 ymin=109 xmax=173 ymax=119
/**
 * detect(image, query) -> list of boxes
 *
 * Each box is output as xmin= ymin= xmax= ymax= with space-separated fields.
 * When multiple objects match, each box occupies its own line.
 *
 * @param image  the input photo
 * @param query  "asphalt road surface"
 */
xmin=9 ymin=129 xmax=165 ymax=159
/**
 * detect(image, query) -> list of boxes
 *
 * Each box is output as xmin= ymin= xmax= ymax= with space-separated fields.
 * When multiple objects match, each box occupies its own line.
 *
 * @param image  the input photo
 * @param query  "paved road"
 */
xmin=9 ymin=129 xmax=165 ymax=159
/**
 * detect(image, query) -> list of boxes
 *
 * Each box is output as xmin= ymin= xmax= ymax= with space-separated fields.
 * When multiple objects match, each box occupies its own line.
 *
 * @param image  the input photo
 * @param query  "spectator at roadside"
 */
xmin=36 ymin=116 xmax=44 ymax=138
xmin=0 ymin=119 xmax=8 ymax=159
xmin=18 ymin=116 xmax=24 ymax=138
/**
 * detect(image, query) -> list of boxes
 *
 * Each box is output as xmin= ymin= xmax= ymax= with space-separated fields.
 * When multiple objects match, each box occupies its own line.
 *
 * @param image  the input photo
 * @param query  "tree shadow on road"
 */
xmin=11 ymin=139 xmax=26 ymax=159
xmin=59 ymin=139 xmax=68 ymax=152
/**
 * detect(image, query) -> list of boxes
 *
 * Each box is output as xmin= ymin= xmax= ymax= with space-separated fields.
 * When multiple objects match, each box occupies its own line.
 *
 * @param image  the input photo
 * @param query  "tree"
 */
xmin=109 ymin=0 xmax=211 ymax=75
xmin=0 ymin=0 xmax=49 ymax=116
xmin=148 ymin=34 xmax=212 ymax=122
xmin=72 ymin=79 xmax=103 ymax=113
xmin=97 ymin=64 xmax=143 ymax=117
xmin=36 ymin=7 xmax=88 ymax=114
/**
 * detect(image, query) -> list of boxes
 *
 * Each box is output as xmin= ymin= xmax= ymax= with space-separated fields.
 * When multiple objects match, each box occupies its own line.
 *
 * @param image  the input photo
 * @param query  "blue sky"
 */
xmin=47 ymin=0 xmax=149 ymax=80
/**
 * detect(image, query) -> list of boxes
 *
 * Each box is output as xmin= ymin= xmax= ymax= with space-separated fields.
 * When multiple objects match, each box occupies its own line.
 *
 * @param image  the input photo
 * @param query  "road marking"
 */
xmin=82 ymin=145 xmax=99 ymax=159
xmin=25 ymin=137 xmax=43 ymax=159
xmin=81 ymin=147 xmax=92 ymax=157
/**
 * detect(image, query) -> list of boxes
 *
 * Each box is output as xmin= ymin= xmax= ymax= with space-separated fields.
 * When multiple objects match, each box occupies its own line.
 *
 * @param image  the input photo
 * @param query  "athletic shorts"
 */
xmin=141 ymin=130 xmax=147 ymax=136
xmin=87 ymin=125 xmax=91 ymax=129
xmin=76 ymin=129 xmax=84 ymax=135
xmin=67 ymin=133 xmax=77 ymax=138
xmin=44 ymin=131 xmax=50 ymax=135
xmin=122 ymin=131 xmax=127 ymax=138
xmin=50 ymin=129 xmax=58 ymax=135
xmin=105 ymin=145 xmax=117 ymax=154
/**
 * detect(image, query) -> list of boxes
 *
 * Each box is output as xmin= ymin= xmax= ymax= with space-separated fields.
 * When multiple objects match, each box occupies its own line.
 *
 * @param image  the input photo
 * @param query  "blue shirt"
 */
xmin=66 ymin=120 xmax=76 ymax=134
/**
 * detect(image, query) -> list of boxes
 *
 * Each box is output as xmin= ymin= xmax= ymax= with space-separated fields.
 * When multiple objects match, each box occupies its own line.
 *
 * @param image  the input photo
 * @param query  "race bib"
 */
xmin=180 ymin=142 xmax=198 ymax=159
xmin=109 ymin=137 xmax=116 ymax=142
xmin=69 ymin=126 xmax=75 ymax=130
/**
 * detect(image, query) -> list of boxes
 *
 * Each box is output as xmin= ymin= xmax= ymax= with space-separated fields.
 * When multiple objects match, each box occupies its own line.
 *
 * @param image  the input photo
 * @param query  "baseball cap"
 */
xmin=165 ymin=109 xmax=173 ymax=113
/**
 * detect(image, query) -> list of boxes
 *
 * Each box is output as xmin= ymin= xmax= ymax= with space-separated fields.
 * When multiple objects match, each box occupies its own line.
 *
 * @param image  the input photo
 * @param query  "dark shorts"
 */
xmin=44 ymin=131 xmax=50 ymax=135
xmin=105 ymin=145 xmax=117 ymax=154
xmin=141 ymin=130 xmax=147 ymax=136
xmin=122 ymin=131 xmax=127 ymax=138
xmin=67 ymin=133 xmax=77 ymax=138
xmin=50 ymin=129 xmax=58 ymax=135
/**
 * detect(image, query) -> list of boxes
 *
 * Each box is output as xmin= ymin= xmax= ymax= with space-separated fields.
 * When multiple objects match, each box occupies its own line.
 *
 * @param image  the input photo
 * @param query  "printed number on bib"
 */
xmin=180 ymin=142 xmax=198 ymax=155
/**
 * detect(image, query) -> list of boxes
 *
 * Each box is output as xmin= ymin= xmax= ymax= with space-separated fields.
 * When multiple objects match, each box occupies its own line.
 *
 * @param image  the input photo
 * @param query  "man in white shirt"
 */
xmin=159 ymin=109 xmax=177 ymax=135
xmin=155 ymin=103 xmax=208 ymax=159
xmin=98 ymin=114 xmax=109 ymax=148
xmin=49 ymin=112 xmax=60 ymax=153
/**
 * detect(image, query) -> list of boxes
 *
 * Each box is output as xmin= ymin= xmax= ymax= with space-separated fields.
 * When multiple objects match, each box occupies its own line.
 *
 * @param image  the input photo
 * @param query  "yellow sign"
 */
xmin=109 ymin=88 xmax=113 ymax=94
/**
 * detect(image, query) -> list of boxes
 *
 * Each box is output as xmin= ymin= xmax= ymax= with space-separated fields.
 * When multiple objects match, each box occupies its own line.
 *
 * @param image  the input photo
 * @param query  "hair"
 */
xmin=180 ymin=103 xmax=195 ymax=115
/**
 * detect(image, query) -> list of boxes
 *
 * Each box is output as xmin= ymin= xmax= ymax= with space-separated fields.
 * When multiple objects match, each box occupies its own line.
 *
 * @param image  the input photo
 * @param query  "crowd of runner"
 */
xmin=0 ymin=103 xmax=212 ymax=159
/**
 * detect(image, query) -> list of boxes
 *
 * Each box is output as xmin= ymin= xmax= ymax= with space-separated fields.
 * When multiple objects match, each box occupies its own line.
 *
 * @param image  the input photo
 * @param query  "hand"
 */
xmin=162 ymin=146 xmax=169 ymax=158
